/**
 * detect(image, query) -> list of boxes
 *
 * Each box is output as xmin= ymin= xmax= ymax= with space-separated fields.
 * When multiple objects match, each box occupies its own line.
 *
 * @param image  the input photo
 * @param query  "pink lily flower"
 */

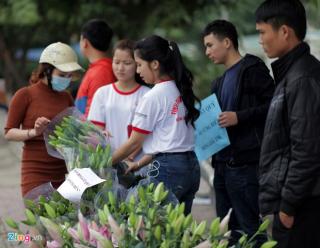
xmin=78 ymin=211 xmax=90 ymax=242
xmin=39 ymin=217 xmax=63 ymax=244
xmin=46 ymin=240 xmax=62 ymax=248
xmin=67 ymin=227 xmax=80 ymax=243
xmin=219 ymin=208 xmax=232 ymax=234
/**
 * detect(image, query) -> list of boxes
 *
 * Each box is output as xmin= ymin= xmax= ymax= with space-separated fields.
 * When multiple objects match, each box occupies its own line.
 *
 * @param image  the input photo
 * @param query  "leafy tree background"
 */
xmin=0 ymin=0 xmax=319 ymax=98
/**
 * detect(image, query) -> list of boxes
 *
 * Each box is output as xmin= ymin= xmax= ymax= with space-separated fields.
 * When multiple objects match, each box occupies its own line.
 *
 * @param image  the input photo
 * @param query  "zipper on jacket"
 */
xmin=254 ymin=127 xmax=261 ymax=146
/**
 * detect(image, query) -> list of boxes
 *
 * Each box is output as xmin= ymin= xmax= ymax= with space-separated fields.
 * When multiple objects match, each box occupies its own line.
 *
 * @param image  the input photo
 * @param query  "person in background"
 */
xmin=76 ymin=19 xmax=116 ymax=117
xmin=112 ymin=35 xmax=201 ymax=215
xmin=88 ymin=39 xmax=150 ymax=162
xmin=256 ymin=0 xmax=320 ymax=247
xmin=0 ymin=89 xmax=8 ymax=112
xmin=202 ymin=20 xmax=274 ymax=245
xmin=4 ymin=42 xmax=83 ymax=198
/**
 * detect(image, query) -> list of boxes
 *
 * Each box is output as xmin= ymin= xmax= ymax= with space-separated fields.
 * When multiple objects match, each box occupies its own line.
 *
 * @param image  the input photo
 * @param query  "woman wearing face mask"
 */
xmin=112 ymin=35 xmax=201 ymax=215
xmin=4 ymin=42 xmax=83 ymax=198
xmin=88 ymin=39 xmax=150 ymax=162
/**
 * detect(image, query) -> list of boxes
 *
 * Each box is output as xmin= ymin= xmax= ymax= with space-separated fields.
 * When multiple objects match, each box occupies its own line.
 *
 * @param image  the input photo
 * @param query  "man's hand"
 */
xmin=218 ymin=111 xmax=238 ymax=127
xmin=279 ymin=211 xmax=294 ymax=229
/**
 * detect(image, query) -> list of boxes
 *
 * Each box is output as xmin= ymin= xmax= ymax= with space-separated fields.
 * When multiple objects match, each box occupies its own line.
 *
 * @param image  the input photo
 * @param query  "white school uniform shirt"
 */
xmin=132 ymin=80 xmax=195 ymax=155
xmin=88 ymin=83 xmax=150 ymax=156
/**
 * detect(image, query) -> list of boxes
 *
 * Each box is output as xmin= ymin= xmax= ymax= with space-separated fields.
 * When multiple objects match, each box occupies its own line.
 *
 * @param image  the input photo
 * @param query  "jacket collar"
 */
xmin=271 ymin=42 xmax=310 ymax=83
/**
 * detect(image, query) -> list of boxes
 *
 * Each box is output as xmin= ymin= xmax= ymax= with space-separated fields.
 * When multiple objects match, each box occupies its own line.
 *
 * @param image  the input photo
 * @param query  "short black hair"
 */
xmin=81 ymin=19 xmax=113 ymax=52
xmin=113 ymin=39 xmax=135 ymax=58
xmin=255 ymin=0 xmax=306 ymax=41
xmin=202 ymin=19 xmax=239 ymax=50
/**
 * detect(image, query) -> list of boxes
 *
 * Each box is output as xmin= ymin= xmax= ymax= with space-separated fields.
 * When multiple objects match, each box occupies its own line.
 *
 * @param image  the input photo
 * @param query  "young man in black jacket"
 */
xmin=203 ymin=20 xmax=275 ymax=245
xmin=256 ymin=0 xmax=320 ymax=247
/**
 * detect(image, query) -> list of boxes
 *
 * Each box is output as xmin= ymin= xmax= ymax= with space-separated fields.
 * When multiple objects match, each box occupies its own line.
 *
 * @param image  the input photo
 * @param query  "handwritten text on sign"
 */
xmin=58 ymin=168 xmax=105 ymax=203
xmin=195 ymin=94 xmax=230 ymax=161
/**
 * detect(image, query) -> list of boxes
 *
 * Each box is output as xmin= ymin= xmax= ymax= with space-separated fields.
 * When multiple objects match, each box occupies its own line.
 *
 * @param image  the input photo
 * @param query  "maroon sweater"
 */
xmin=5 ymin=81 xmax=73 ymax=196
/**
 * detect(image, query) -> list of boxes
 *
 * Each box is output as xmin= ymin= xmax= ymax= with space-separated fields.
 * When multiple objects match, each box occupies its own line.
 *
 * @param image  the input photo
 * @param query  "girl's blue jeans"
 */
xmin=153 ymin=151 xmax=200 ymax=215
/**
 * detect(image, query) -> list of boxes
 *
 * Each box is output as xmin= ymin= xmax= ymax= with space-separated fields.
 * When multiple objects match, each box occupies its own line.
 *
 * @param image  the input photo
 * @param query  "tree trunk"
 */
xmin=0 ymin=31 xmax=25 ymax=93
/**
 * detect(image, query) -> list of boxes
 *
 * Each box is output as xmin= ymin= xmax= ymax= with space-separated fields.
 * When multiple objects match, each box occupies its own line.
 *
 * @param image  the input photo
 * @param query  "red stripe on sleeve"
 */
xmin=132 ymin=126 xmax=152 ymax=134
xmin=90 ymin=120 xmax=105 ymax=128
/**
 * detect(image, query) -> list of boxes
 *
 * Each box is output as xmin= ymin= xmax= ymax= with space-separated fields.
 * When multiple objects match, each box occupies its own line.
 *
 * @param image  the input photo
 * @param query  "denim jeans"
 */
xmin=214 ymin=161 xmax=263 ymax=246
xmin=153 ymin=151 xmax=200 ymax=215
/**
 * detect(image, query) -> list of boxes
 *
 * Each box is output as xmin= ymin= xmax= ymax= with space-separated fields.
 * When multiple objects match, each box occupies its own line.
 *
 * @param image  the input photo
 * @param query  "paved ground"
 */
xmin=0 ymin=109 xmax=216 ymax=247
xmin=0 ymin=110 xmax=25 ymax=247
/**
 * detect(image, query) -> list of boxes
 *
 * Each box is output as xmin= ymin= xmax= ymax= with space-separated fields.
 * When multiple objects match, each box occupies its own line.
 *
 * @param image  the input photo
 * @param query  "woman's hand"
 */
xmin=126 ymin=156 xmax=134 ymax=162
xmin=125 ymin=160 xmax=140 ymax=174
xmin=102 ymin=130 xmax=113 ymax=138
xmin=34 ymin=117 xmax=50 ymax=136
xmin=112 ymin=131 xmax=147 ymax=165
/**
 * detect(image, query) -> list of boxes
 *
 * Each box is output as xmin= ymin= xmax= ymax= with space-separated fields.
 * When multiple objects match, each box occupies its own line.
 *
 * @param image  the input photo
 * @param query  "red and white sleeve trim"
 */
xmin=90 ymin=120 xmax=106 ymax=128
xmin=132 ymin=126 xmax=152 ymax=134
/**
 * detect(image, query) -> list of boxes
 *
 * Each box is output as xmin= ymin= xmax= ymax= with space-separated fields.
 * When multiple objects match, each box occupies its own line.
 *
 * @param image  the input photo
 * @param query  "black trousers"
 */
xmin=272 ymin=197 xmax=320 ymax=248
xmin=214 ymin=162 xmax=265 ymax=246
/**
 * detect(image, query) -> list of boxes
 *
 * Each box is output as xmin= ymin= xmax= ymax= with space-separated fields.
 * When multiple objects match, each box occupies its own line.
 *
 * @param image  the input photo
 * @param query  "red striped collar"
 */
xmin=112 ymin=83 xmax=141 ymax=95
xmin=157 ymin=78 xmax=173 ymax=84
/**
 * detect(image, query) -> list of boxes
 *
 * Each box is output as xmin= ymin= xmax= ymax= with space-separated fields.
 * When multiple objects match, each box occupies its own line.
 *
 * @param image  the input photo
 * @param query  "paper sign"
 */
xmin=57 ymin=168 xmax=105 ymax=203
xmin=195 ymin=94 xmax=230 ymax=161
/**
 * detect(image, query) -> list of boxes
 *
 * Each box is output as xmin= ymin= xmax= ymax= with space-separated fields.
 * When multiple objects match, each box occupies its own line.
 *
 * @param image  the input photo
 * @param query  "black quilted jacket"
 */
xmin=259 ymin=42 xmax=320 ymax=216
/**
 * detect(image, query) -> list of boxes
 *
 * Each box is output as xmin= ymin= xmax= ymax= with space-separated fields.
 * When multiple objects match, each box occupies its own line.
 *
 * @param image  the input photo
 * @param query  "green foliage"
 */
xmin=1 ymin=0 xmax=319 ymax=95
xmin=28 ymin=182 xmax=276 ymax=248
xmin=0 ymin=0 xmax=40 ymax=25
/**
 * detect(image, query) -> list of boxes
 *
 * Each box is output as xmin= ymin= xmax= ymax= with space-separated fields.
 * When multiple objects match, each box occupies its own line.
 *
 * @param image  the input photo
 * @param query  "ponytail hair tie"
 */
xmin=168 ymin=41 xmax=173 ymax=51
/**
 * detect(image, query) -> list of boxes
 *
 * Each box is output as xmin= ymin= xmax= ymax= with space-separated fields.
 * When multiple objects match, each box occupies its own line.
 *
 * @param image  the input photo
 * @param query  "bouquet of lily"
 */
xmin=44 ymin=107 xmax=112 ymax=178
xmin=44 ymin=107 xmax=142 ymax=189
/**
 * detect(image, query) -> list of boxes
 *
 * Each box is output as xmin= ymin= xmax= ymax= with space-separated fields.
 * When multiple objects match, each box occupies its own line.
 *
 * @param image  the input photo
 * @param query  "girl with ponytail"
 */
xmin=112 ymin=35 xmax=200 ymax=214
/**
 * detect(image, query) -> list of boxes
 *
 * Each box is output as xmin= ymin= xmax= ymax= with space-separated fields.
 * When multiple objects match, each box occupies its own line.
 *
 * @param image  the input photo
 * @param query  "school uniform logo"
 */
xmin=171 ymin=96 xmax=186 ymax=122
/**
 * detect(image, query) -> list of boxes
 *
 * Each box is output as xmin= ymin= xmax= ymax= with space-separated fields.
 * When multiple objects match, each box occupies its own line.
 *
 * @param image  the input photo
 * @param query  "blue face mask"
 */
xmin=51 ymin=75 xmax=71 ymax=92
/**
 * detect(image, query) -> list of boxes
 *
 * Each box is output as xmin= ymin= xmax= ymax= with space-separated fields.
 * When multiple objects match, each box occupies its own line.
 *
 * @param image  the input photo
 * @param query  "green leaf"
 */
xmin=38 ymin=195 xmax=47 ymax=204
xmin=260 ymin=241 xmax=278 ymax=248
xmin=5 ymin=218 xmax=19 ymax=230
xmin=24 ymin=199 xmax=36 ymax=210
xmin=183 ymin=214 xmax=193 ymax=229
xmin=238 ymin=234 xmax=247 ymax=245
xmin=153 ymin=182 xmax=164 ymax=202
xmin=178 ymin=203 xmax=185 ymax=214
xmin=258 ymin=218 xmax=270 ymax=233
xmin=44 ymin=203 xmax=56 ymax=219
xmin=98 ymin=209 xmax=107 ymax=225
xmin=128 ymin=213 xmax=136 ymax=227
xmin=181 ymin=231 xmax=191 ymax=248
xmin=25 ymin=209 xmax=37 ymax=225
xmin=173 ymin=215 xmax=184 ymax=234
xmin=192 ymin=221 xmax=206 ymax=239
xmin=108 ymin=191 xmax=116 ymax=207
xmin=154 ymin=225 xmax=161 ymax=240
xmin=210 ymin=218 xmax=220 ymax=237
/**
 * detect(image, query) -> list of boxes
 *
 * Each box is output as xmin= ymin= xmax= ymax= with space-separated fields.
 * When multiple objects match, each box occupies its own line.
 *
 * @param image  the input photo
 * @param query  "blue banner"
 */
xmin=195 ymin=94 xmax=230 ymax=161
